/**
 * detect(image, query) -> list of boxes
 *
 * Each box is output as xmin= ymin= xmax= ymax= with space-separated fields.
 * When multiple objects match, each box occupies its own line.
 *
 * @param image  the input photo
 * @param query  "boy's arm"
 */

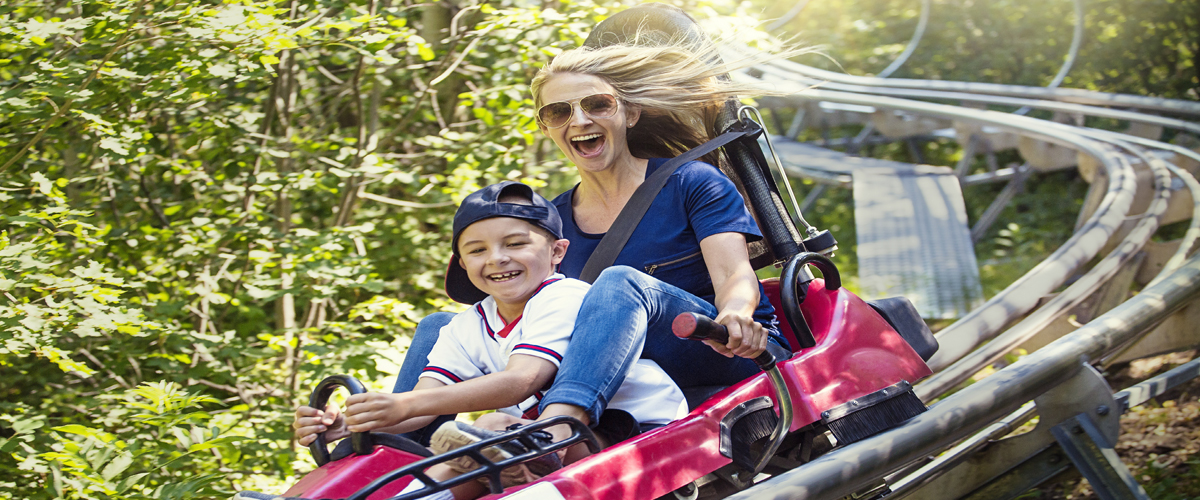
xmin=344 ymin=354 xmax=558 ymax=434
xmin=343 ymin=378 xmax=446 ymax=435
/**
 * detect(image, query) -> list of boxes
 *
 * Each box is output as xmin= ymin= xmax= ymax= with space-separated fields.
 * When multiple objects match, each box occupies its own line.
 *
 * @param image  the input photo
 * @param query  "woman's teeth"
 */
xmin=571 ymin=133 xmax=604 ymax=156
xmin=489 ymin=271 xmax=521 ymax=282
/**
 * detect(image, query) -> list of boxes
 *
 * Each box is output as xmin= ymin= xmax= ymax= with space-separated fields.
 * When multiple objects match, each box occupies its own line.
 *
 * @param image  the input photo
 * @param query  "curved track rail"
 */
xmin=723 ymin=41 xmax=1200 ymax=498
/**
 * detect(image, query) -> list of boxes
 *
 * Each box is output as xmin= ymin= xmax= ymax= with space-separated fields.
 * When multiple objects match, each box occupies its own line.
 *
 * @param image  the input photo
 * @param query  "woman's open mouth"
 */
xmin=571 ymin=133 xmax=605 ymax=157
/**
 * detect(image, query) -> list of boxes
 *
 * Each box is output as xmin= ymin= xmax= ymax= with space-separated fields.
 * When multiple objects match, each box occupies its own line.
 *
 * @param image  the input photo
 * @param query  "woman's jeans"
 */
xmin=393 ymin=311 xmax=454 ymax=394
xmin=394 ymin=266 xmax=780 ymax=430
xmin=537 ymin=266 xmax=778 ymax=424
xmin=392 ymin=311 xmax=455 ymax=445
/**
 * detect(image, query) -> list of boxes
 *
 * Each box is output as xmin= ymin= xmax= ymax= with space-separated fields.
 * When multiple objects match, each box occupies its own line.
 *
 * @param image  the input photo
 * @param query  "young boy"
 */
xmin=292 ymin=181 xmax=686 ymax=497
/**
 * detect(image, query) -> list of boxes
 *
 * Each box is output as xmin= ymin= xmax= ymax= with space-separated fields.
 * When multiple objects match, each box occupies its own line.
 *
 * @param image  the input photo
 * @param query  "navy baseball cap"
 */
xmin=444 ymin=181 xmax=564 ymax=304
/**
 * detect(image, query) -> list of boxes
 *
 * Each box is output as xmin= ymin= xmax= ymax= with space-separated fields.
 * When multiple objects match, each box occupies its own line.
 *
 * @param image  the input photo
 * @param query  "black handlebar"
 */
xmin=308 ymin=374 xmax=373 ymax=467
xmin=672 ymin=312 xmax=776 ymax=370
xmin=780 ymin=252 xmax=841 ymax=349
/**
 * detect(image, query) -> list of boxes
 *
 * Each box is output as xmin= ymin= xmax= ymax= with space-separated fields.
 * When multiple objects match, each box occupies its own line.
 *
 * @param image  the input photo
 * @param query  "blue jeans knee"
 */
xmin=392 ymin=311 xmax=455 ymax=446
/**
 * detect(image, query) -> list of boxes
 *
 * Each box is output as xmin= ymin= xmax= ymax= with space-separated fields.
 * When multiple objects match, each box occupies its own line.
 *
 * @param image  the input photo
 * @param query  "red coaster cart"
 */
xmin=240 ymin=5 xmax=941 ymax=499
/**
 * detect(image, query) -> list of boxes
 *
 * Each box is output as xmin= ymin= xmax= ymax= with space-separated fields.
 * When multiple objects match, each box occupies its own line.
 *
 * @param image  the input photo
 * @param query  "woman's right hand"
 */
xmin=711 ymin=310 xmax=768 ymax=360
xmin=293 ymin=404 xmax=348 ymax=446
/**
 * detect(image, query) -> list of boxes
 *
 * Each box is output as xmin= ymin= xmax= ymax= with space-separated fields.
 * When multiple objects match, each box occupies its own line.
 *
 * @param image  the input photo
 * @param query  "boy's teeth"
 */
xmin=572 ymin=133 xmax=601 ymax=142
xmin=490 ymin=271 xmax=520 ymax=280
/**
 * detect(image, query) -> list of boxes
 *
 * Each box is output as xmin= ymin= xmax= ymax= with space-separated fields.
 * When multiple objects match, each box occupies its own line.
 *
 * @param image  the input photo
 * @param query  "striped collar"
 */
xmin=475 ymin=275 xmax=564 ymax=340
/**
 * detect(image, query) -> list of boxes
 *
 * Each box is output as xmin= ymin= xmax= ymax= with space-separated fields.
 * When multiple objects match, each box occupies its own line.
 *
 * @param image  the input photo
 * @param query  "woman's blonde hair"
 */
xmin=530 ymin=34 xmax=804 ymax=162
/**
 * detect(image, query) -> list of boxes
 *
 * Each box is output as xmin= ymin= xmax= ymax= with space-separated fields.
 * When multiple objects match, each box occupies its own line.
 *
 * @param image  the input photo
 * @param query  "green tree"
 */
xmin=0 ymin=0 xmax=613 ymax=496
xmin=761 ymin=0 xmax=1198 ymax=98
xmin=753 ymin=0 xmax=1197 ymax=290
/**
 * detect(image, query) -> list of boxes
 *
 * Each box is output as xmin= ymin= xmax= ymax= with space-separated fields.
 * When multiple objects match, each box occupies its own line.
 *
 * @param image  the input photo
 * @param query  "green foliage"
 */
xmin=763 ymin=0 xmax=1198 ymax=99
xmin=12 ymin=382 xmax=235 ymax=499
xmin=0 ymin=182 xmax=146 ymax=376
xmin=1140 ymin=457 xmax=1200 ymax=500
xmin=967 ymin=169 xmax=1089 ymax=297
xmin=0 ymin=0 xmax=627 ymax=496
xmin=755 ymin=0 xmax=1194 ymax=299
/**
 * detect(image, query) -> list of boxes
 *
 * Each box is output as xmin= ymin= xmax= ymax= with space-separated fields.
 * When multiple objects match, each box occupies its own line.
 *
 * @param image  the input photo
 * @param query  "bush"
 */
xmin=0 ymin=0 xmax=603 ymax=496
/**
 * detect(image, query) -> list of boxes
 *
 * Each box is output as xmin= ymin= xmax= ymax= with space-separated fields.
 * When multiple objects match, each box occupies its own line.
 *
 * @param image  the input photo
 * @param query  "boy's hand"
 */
xmin=344 ymin=392 xmax=412 ymax=433
xmin=293 ymin=404 xmax=348 ymax=446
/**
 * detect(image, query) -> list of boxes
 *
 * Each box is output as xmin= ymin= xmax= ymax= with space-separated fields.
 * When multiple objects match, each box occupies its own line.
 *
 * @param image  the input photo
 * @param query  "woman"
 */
xmin=527 ymin=42 xmax=791 ymax=435
xmin=297 ymin=37 xmax=793 ymax=459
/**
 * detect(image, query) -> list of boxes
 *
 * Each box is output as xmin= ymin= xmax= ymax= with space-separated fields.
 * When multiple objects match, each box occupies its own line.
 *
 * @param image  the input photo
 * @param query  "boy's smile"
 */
xmin=456 ymin=217 xmax=568 ymax=321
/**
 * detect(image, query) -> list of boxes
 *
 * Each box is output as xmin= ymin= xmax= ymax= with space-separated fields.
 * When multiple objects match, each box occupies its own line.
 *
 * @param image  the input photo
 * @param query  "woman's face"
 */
xmin=537 ymin=73 xmax=641 ymax=175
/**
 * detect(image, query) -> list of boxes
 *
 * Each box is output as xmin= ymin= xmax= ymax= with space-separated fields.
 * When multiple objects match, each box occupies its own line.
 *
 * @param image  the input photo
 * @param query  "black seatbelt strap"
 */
xmin=578 ymin=127 xmax=754 ymax=283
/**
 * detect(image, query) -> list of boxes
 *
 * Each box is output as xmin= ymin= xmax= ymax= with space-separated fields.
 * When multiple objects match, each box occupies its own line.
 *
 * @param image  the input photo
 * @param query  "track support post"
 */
xmin=1050 ymin=413 xmax=1150 ymax=500
xmin=896 ymin=362 xmax=1138 ymax=500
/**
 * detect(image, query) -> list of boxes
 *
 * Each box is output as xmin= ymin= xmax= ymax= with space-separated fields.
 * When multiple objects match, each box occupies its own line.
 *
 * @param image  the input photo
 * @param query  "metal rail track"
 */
xmin=724 ymin=58 xmax=1200 ymax=499
xmin=732 ymin=244 xmax=1200 ymax=500
xmin=756 ymin=57 xmax=1200 ymax=116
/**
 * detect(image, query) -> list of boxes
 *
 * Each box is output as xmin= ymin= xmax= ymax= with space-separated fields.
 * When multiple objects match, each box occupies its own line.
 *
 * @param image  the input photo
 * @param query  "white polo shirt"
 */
xmin=420 ymin=274 xmax=687 ymax=425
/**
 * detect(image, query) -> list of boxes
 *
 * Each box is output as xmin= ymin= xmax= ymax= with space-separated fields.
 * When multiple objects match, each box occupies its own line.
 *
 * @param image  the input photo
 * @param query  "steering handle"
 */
xmin=307 ymin=374 xmax=373 ymax=467
xmin=672 ymin=312 xmax=776 ymax=370
xmin=780 ymin=252 xmax=841 ymax=349
xmin=673 ymin=311 xmax=794 ymax=477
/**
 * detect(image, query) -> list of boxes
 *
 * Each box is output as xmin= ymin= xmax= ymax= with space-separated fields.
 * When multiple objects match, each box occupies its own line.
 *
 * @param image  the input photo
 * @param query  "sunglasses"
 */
xmin=536 ymin=93 xmax=620 ymax=129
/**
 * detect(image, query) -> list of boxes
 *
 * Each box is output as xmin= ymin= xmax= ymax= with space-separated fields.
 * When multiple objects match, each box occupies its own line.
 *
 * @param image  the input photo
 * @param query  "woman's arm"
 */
xmin=699 ymin=231 xmax=768 ymax=359
xmin=344 ymin=354 xmax=559 ymax=434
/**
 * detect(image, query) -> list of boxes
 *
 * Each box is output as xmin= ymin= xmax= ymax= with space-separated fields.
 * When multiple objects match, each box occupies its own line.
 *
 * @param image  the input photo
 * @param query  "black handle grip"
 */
xmin=307 ymin=374 xmax=372 ymax=467
xmin=672 ymin=312 xmax=776 ymax=370
xmin=780 ymin=252 xmax=841 ymax=349
xmin=720 ymin=118 xmax=804 ymax=261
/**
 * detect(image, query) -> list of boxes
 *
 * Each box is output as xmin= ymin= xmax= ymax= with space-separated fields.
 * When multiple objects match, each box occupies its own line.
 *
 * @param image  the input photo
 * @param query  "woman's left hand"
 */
xmin=699 ymin=232 xmax=769 ymax=360
xmin=705 ymin=311 xmax=768 ymax=359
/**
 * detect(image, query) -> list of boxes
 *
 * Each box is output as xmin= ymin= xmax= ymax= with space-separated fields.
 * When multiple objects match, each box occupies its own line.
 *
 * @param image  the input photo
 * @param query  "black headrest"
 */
xmin=583 ymin=3 xmax=707 ymax=49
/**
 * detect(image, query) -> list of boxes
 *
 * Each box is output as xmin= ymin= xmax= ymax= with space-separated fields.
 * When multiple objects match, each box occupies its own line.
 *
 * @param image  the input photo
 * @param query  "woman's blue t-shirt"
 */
xmin=552 ymin=158 xmax=781 ymax=336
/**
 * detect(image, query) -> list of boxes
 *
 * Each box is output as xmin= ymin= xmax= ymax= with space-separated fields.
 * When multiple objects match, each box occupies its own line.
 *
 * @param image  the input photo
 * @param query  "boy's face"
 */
xmin=456 ymin=217 xmax=568 ymax=317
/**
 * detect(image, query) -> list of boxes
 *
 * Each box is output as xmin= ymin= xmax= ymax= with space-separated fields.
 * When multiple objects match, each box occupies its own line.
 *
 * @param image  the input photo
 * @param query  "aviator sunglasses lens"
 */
xmin=538 ymin=102 xmax=573 ymax=128
xmin=580 ymin=94 xmax=617 ymax=118
xmin=537 ymin=94 xmax=618 ymax=128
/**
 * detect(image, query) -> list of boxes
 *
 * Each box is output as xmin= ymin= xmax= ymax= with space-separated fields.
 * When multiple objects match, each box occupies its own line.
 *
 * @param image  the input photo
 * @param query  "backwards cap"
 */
xmin=444 ymin=181 xmax=564 ymax=304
